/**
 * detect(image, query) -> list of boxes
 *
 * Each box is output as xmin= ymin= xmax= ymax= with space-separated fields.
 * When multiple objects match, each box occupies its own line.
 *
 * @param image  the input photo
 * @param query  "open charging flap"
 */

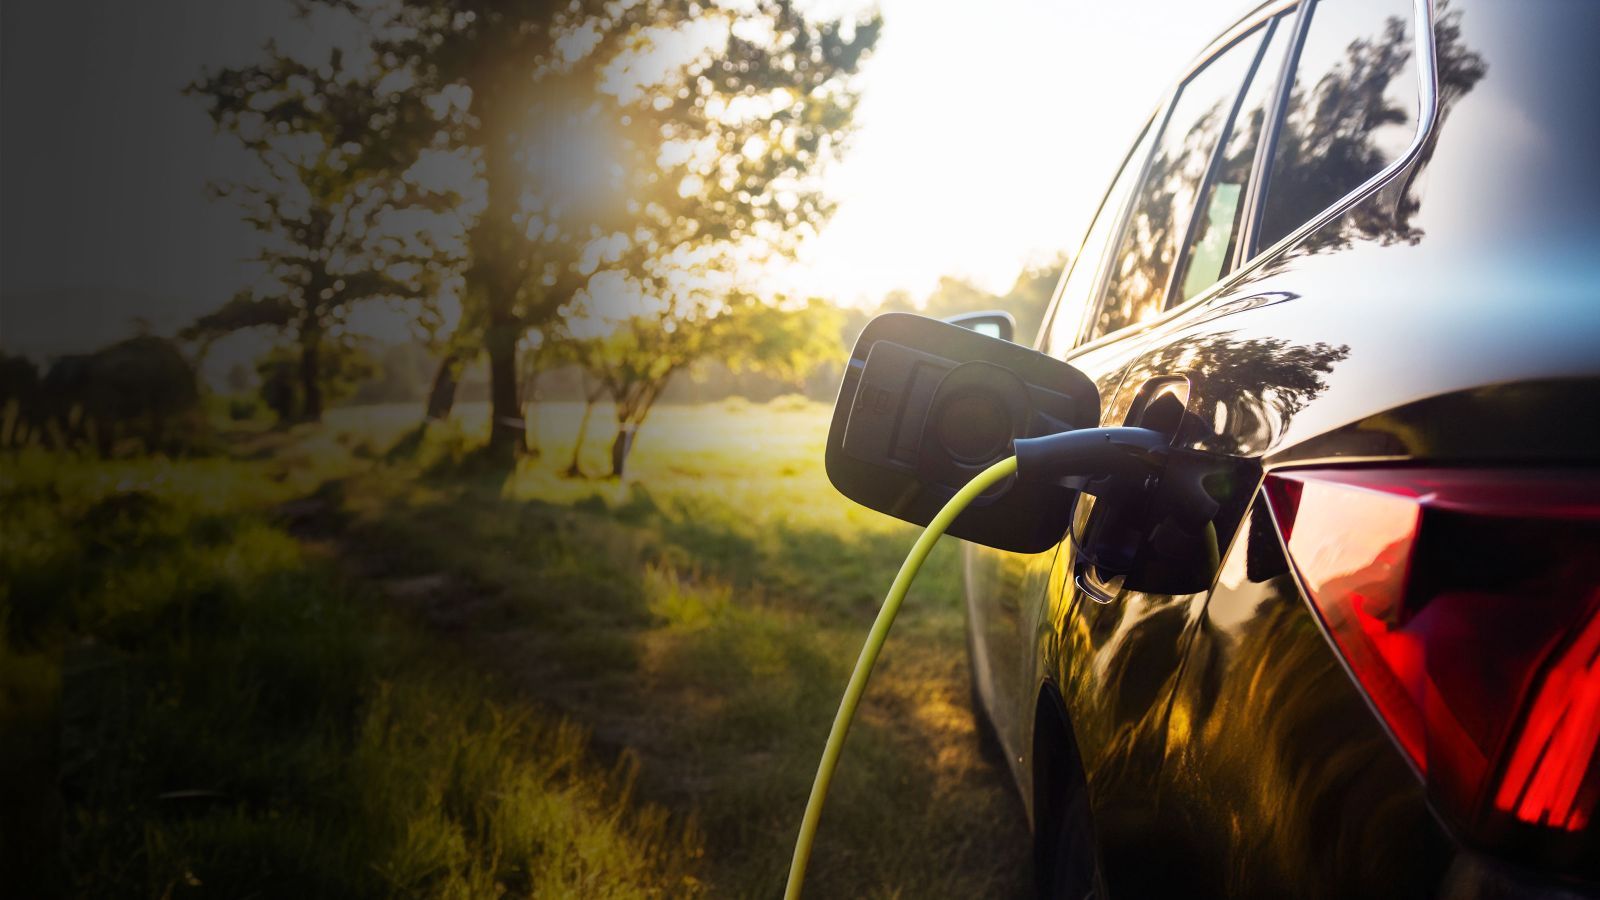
xmin=825 ymin=313 xmax=1102 ymax=553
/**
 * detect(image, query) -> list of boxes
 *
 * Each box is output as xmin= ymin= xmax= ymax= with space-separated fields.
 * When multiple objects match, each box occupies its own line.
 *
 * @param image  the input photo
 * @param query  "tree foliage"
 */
xmin=882 ymin=258 xmax=1066 ymax=348
xmin=254 ymin=339 xmax=378 ymax=422
xmin=185 ymin=46 xmax=464 ymax=422
xmin=25 ymin=337 xmax=203 ymax=455
xmin=563 ymin=288 xmax=841 ymax=476
xmin=303 ymin=0 xmax=880 ymax=458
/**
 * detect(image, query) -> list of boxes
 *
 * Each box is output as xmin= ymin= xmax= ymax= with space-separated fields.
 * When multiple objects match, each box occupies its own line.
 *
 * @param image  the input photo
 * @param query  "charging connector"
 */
xmin=1014 ymin=426 xmax=1170 ymax=483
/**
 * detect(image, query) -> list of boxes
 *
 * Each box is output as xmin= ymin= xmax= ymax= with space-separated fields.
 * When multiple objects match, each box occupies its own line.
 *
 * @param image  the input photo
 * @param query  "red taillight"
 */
xmin=1264 ymin=468 xmax=1600 ymax=846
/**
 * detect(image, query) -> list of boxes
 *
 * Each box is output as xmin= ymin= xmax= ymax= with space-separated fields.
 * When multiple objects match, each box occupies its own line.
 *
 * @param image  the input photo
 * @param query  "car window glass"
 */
xmin=1254 ymin=0 xmax=1419 ymax=251
xmin=1041 ymin=122 xmax=1157 ymax=357
xmin=1090 ymin=25 xmax=1268 ymax=343
xmin=1174 ymin=15 xmax=1294 ymax=303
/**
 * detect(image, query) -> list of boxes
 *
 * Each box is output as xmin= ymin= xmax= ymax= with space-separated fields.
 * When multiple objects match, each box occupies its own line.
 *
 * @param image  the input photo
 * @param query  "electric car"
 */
xmin=950 ymin=0 xmax=1600 ymax=896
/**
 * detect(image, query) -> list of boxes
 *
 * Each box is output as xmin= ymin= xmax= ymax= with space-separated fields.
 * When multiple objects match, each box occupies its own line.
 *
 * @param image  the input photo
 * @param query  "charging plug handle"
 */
xmin=1013 ymin=426 xmax=1170 ymax=484
xmin=1017 ymin=426 xmax=1226 ymax=559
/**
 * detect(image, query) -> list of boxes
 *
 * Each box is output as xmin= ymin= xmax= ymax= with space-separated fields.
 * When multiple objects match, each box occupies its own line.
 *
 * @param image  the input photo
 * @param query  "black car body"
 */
xmin=961 ymin=0 xmax=1600 ymax=896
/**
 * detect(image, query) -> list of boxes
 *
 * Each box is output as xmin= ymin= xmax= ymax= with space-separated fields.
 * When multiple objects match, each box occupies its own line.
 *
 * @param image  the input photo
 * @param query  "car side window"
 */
xmin=1040 ymin=122 xmax=1157 ymax=358
xmin=1253 ymin=0 xmax=1420 ymax=252
xmin=1089 ymin=24 xmax=1269 ymax=343
xmin=1172 ymin=15 xmax=1295 ymax=303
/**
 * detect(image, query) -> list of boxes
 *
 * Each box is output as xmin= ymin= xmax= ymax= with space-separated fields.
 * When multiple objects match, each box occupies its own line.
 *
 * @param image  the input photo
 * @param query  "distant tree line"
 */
xmin=0 ymin=253 xmax=1064 ymax=460
xmin=243 ymin=255 xmax=1065 ymax=415
xmin=2 ymin=1 xmax=1069 ymax=476
xmin=0 ymin=338 xmax=202 ymax=455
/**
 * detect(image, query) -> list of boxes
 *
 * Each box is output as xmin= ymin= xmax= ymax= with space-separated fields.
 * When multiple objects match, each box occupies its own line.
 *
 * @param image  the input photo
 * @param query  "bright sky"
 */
xmin=1 ymin=0 xmax=1249 ymax=357
xmin=787 ymin=0 xmax=1253 ymax=304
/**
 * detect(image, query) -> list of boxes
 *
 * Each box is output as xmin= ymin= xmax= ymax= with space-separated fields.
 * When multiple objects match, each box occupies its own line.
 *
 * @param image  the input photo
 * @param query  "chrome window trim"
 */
xmin=1062 ymin=0 xmax=1440 ymax=362
xmin=1161 ymin=14 xmax=1282 ymax=310
xmin=1044 ymin=0 xmax=1297 ymax=353
xmin=1031 ymin=114 xmax=1158 ymax=353
xmin=1168 ymin=0 xmax=1304 ymax=90
xmin=1235 ymin=1 xmax=1315 ymax=270
xmin=1049 ymin=0 xmax=1297 ymax=353
xmin=1032 ymin=0 xmax=1301 ymax=354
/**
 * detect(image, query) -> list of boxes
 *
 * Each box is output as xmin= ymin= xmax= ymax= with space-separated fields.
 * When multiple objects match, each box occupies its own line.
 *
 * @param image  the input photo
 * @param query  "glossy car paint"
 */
xmin=963 ymin=0 xmax=1600 ymax=896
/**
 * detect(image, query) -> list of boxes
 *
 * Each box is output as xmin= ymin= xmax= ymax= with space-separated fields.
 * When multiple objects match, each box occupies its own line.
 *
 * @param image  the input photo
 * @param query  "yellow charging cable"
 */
xmin=784 ymin=455 xmax=1019 ymax=899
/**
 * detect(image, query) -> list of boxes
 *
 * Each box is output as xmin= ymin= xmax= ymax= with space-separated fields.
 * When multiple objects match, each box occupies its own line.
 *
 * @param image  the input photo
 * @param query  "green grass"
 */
xmin=340 ymin=400 xmax=1031 ymax=897
xmin=1 ymin=442 xmax=703 ymax=898
xmin=1 ymin=399 xmax=1029 ymax=898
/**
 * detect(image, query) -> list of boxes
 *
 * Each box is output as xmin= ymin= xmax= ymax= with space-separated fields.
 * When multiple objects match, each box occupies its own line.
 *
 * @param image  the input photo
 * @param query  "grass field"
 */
xmin=0 ymin=399 xmax=1030 ymax=897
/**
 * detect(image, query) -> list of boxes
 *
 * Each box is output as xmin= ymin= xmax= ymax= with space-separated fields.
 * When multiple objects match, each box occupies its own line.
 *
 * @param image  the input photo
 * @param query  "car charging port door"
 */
xmin=826 ymin=313 xmax=1101 ymax=554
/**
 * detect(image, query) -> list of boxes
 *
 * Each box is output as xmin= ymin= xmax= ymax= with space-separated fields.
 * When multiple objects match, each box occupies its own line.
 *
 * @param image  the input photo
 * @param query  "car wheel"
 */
xmin=1032 ymin=704 xmax=1103 ymax=900
xmin=1036 ymin=782 xmax=1100 ymax=900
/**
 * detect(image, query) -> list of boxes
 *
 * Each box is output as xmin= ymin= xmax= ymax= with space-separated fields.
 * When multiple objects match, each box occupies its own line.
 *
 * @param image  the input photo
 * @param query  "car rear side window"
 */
xmin=1090 ymin=24 xmax=1268 ymax=343
xmin=1253 ymin=0 xmax=1420 ymax=252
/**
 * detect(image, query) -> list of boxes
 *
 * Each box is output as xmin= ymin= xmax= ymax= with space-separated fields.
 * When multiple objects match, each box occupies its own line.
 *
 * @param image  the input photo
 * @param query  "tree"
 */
xmin=0 ymin=352 xmax=41 ymax=448
xmin=553 ymin=0 xmax=876 ymax=477
xmin=410 ymin=267 xmax=475 ymax=423
xmin=921 ymin=276 xmax=995 ymax=321
xmin=185 ymin=47 xmax=461 ymax=422
xmin=999 ymin=259 xmax=1066 ymax=346
xmin=721 ymin=298 xmax=845 ymax=391
xmin=567 ymin=284 xmax=840 ymax=477
xmin=542 ymin=324 xmax=609 ymax=477
xmin=254 ymin=338 xmax=378 ymax=422
xmin=313 ymin=0 xmax=879 ymax=461
xmin=35 ymin=337 xmax=203 ymax=455
xmin=878 ymin=255 xmax=1064 ymax=348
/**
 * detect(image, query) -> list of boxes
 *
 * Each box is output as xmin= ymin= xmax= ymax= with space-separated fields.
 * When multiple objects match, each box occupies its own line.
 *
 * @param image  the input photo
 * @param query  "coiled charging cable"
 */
xmin=784 ymin=455 xmax=1019 ymax=900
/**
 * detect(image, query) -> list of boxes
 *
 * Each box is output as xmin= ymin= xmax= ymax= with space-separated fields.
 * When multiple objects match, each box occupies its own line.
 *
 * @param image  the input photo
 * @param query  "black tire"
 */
xmin=1032 ymin=704 xmax=1104 ymax=900
xmin=1036 ymin=782 xmax=1100 ymax=900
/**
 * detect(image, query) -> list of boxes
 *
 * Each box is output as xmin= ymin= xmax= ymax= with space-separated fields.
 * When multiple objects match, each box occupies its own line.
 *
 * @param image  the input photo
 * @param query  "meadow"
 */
xmin=0 ymin=400 xmax=1030 ymax=898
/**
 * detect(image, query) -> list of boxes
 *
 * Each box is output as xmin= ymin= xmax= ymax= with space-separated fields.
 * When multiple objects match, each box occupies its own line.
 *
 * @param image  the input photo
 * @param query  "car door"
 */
xmin=963 ymin=2 xmax=1298 ymax=837
xmin=1128 ymin=0 xmax=1459 ymax=896
xmin=1075 ymin=0 xmax=1442 ymax=895
xmin=1035 ymin=13 xmax=1307 ymax=891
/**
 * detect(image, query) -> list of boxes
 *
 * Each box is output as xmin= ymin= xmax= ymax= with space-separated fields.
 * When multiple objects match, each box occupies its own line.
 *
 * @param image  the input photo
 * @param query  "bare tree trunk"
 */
xmin=519 ymin=341 xmax=545 ymax=458
xmin=299 ymin=327 xmax=323 ymax=423
xmin=425 ymin=351 xmax=463 ymax=421
xmin=566 ymin=375 xmax=606 ymax=477
xmin=567 ymin=394 xmax=597 ymax=477
xmin=609 ymin=423 xmax=636 ymax=479
xmin=605 ymin=370 xmax=678 ymax=479
xmin=485 ymin=313 xmax=524 ymax=462
xmin=473 ymin=107 xmax=530 ymax=464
